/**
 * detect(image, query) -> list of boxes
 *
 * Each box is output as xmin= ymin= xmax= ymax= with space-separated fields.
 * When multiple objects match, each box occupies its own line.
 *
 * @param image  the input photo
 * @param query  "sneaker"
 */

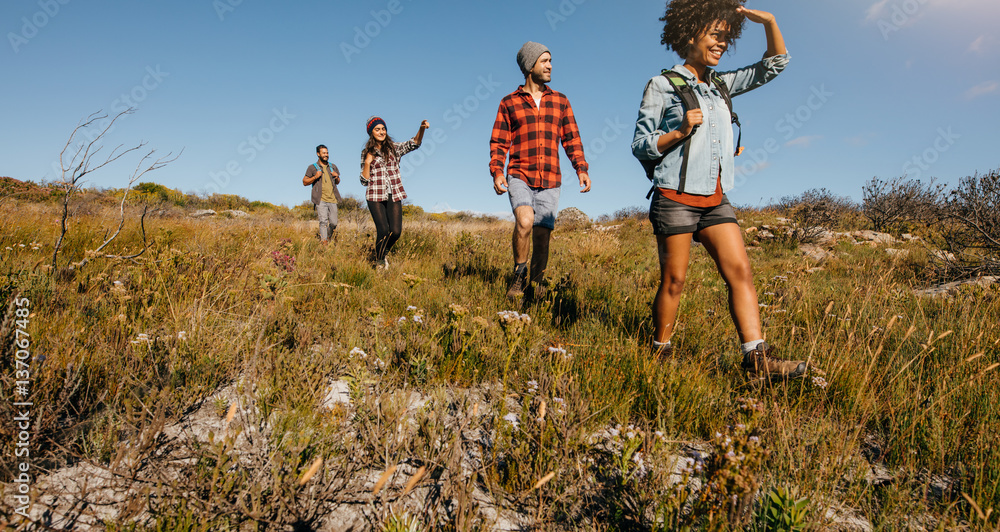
xmin=741 ymin=342 xmax=806 ymax=380
xmin=651 ymin=342 xmax=674 ymax=358
xmin=506 ymin=269 xmax=527 ymax=299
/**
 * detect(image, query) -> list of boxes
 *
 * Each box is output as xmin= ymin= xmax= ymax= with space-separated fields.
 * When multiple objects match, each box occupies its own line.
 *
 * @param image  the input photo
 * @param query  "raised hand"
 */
xmin=737 ymin=6 xmax=775 ymax=24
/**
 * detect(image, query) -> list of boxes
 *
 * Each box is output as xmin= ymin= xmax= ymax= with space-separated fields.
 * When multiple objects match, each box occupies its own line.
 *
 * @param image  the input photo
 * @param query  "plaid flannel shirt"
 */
xmin=361 ymin=139 xmax=418 ymax=202
xmin=490 ymin=85 xmax=588 ymax=189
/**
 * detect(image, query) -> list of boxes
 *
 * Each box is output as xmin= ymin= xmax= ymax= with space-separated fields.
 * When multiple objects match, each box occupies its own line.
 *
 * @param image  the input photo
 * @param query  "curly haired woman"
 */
xmin=360 ymin=116 xmax=429 ymax=270
xmin=631 ymin=0 xmax=806 ymax=380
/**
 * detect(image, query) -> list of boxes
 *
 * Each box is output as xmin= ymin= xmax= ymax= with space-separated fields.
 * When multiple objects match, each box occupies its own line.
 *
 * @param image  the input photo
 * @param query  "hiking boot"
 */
xmin=651 ymin=342 xmax=674 ymax=358
xmin=375 ymin=258 xmax=388 ymax=271
xmin=741 ymin=342 xmax=806 ymax=380
xmin=506 ymin=269 xmax=527 ymax=299
xmin=525 ymin=279 xmax=549 ymax=303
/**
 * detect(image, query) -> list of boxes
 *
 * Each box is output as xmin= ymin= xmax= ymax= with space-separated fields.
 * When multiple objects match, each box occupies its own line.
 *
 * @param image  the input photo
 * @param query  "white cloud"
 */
xmin=865 ymin=0 xmax=891 ymax=21
xmin=785 ymin=135 xmax=822 ymax=148
xmin=845 ymin=133 xmax=877 ymax=147
xmin=964 ymin=81 xmax=998 ymax=100
xmin=968 ymin=35 xmax=988 ymax=54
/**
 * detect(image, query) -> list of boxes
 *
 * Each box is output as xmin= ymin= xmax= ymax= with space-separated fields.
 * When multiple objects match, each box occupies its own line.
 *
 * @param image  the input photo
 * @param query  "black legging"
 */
xmin=367 ymin=198 xmax=402 ymax=261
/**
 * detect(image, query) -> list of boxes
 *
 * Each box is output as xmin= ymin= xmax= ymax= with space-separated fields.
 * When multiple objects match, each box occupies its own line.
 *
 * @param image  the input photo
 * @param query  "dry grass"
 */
xmin=0 ymin=195 xmax=998 ymax=531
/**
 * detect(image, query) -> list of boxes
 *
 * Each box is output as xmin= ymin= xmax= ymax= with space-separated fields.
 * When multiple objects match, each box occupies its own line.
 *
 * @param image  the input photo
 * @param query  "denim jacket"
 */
xmin=631 ymin=54 xmax=790 ymax=195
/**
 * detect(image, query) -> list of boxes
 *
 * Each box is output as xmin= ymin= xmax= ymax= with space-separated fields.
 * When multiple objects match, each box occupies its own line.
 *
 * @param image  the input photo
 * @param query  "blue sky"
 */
xmin=3 ymin=0 xmax=998 ymax=218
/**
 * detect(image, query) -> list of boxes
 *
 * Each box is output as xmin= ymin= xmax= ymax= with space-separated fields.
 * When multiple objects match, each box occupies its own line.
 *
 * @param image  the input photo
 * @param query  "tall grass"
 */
xmin=0 ymin=197 xmax=998 ymax=530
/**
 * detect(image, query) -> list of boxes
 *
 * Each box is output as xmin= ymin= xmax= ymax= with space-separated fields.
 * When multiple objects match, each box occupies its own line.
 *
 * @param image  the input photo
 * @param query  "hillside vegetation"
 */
xmin=1 ymin=172 xmax=999 ymax=531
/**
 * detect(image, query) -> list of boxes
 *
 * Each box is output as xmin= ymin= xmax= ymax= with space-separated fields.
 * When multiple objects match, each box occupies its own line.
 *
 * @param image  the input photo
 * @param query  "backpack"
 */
xmin=641 ymin=70 xmax=742 ymax=199
xmin=313 ymin=163 xmax=343 ymax=202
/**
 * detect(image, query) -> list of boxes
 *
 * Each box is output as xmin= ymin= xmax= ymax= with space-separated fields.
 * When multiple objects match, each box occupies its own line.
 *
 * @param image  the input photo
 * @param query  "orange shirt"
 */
xmin=658 ymin=173 xmax=723 ymax=208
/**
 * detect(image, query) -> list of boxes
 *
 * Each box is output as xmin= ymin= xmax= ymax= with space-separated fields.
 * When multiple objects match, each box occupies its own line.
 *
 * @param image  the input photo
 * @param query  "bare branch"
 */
xmin=50 ymin=109 xmax=180 ymax=272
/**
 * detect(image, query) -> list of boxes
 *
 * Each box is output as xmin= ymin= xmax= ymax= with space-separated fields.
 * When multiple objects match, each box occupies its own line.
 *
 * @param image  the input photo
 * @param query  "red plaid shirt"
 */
xmin=361 ymin=139 xmax=418 ymax=202
xmin=490 ymin=85 xmax=588 ymax=189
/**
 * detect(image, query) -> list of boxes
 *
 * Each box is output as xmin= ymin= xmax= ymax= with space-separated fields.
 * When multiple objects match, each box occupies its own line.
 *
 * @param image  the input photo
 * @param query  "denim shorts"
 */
xmin=649 ymin=193 xmax=738 ymax=236
xmin=508 ymin=177 xmax=561 ymax=230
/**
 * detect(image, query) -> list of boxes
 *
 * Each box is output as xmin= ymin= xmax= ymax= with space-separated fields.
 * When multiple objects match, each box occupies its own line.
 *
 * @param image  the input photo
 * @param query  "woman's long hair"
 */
xmin=361 ymin=131 xmax=397 ymax=170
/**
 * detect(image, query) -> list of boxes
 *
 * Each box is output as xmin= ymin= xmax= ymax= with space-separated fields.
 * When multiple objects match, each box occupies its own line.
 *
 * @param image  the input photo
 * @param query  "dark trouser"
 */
xmin=367 ymin=197 xmax=402 ymax=261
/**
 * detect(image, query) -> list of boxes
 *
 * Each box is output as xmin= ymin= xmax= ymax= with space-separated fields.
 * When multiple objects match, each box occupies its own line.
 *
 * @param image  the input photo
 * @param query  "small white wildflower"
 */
xmin=406 ymin=305 xmax=418 ymax=311
xmin=503 ymin=412 xmax=520 ymax=429
xmin=749 ymin=436 xmax=760 ymax=443
xmin=726 ymin=450 xmax=737 ymax=460
xmin=527 ymin=380 xmax=538 ymax=393
xmin=547 ymin=346 xmax=567 ymax=355
xmin=715 ymin=432 xmax=723 ymax=439
xmin=349 ymin=347 xmax=367 ymax=359
xmin=398 ymin=316 xmax=407 ymax=323
xmin=811 ymin=376 xmax=829 ymax=389
xmin=177 ymin=331 xmax=187 ymax=341
xmin=413 ymin=315 xmax=423 ymax=324
xmin=609 ymin=427 xmax=620 ymax=438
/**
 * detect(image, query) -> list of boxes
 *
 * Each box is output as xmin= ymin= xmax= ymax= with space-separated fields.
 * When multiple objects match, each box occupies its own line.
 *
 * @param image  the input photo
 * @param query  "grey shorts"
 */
xmin=508 ymin=177 xmax=561 ymax=230
xmin=649 ymin=193 xmax=738 ymax=236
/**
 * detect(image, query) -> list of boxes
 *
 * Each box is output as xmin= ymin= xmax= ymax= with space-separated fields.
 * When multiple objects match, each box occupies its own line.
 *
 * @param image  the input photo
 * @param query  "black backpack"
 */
xmin=641 ymin=70 xmax=742 ymax=199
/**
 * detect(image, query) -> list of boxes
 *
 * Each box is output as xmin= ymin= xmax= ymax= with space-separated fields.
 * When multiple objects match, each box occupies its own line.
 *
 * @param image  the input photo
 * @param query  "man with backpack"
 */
xmin=303 ymin=144 xmax=342 ymax=243
xmin=490 ymin=41 xmax=591 ymax=300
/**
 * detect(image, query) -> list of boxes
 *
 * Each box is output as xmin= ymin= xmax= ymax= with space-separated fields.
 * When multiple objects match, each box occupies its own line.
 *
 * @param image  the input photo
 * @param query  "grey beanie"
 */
xmin=516 ymin=41 xmax=550 ymax=77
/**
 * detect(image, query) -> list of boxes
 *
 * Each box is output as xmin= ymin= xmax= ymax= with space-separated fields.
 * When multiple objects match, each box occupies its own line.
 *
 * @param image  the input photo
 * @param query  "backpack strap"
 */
xmin=712 ymin=75 xmax=742 ymax=156
xmin=642 ymin=70 xmax=742 ymax=200
xmin=662 ymin=71 xmax=700 ymax=195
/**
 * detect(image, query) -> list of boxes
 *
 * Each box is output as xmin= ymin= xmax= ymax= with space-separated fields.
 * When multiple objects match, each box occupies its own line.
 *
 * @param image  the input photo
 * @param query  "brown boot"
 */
xmin=741 ymin=342 xmax=806 ymax=380
xmin=506 ymin=267 xmax=527 ymax=299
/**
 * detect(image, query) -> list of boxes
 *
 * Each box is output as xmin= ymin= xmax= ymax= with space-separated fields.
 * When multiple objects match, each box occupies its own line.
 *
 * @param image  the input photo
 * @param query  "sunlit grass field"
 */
xmin=1 ymin=194 xmax=998 ymax=531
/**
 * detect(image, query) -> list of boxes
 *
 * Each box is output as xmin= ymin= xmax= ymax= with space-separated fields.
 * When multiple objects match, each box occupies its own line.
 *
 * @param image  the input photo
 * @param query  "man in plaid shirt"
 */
xmin=491 ymin=41 xmax=591 ymax=300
